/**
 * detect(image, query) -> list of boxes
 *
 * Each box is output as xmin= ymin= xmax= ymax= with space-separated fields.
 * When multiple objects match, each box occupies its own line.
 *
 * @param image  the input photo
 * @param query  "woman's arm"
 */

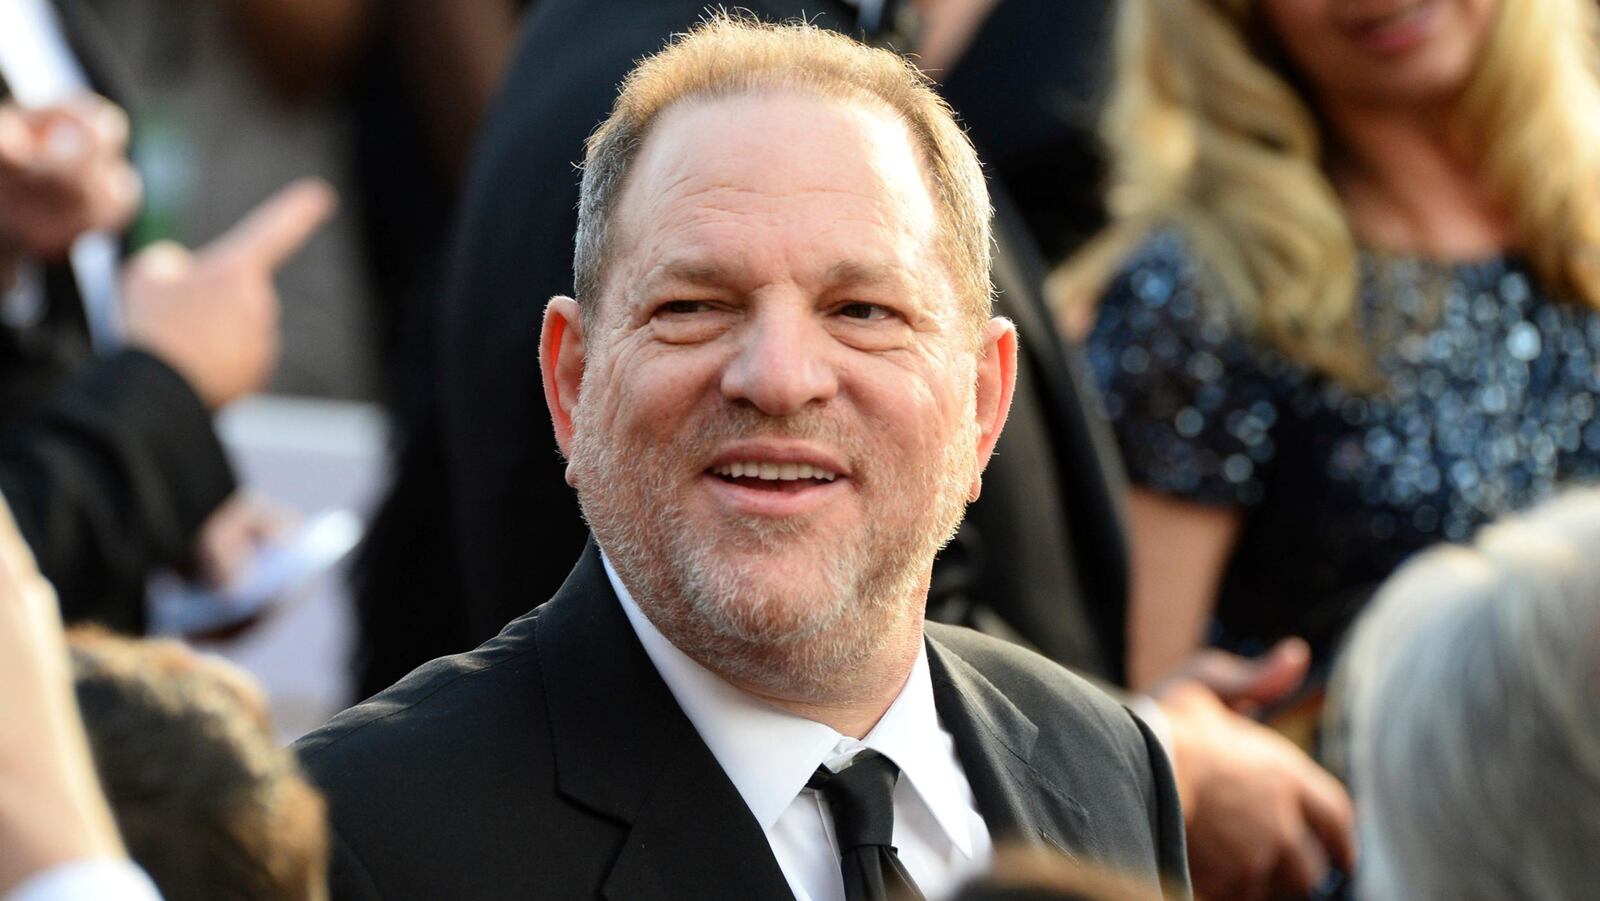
xmin=1126 ymin=487 xmax=1242 ymax=690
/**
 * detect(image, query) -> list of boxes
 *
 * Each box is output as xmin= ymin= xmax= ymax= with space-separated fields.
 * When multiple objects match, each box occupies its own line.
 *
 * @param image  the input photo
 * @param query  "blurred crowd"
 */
xmin=2 ymin=1 xmax=1599 ymax=900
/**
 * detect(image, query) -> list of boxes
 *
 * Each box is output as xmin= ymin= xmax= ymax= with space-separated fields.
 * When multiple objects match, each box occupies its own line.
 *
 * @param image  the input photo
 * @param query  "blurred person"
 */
xmin=0 ymin=0 xmax=335 ymax=629
xmin=930 ymin=0 xmax=1129 ymax=680
xmin=935 ymin=0 xmax=1118 ymax=264
xmin=1067 ymin=0 xmax=1600 ymax=690
xmin=0 ymin=478 xmax=328 ymax=901
xmin=301 ymin=17 xmax=1190 ymax=900
xmin=84 ymin=0 xmax=382 ymax=400
xmin=86 ymin=0 xmax=530 ymax=404
xmin=351 ymin=1 xmax=1353 ymax=897
xmin=1330 ymin=487 xmax=1600 ymax=901
xmin=0 ymin=489 xmax=159 ymax=900
xmin=346 ymin=0 xmax=532 ymax=415
xmin=69 ymin=628 xmax=330 ymax=901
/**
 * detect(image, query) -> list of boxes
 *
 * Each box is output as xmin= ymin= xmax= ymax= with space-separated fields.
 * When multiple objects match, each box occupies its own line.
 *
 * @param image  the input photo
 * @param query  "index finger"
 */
xmin=205 ymin=177 xmax=337 ymax=271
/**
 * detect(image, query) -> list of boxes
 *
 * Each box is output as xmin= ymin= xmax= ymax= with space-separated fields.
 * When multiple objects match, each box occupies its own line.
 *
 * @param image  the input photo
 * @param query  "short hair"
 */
xmin=68 ymin=629 xmax=328 ymax=901
xmin=574 ymin=14 xmax=993 ymax=332
xmin=1330 ymin=488 xmax=1600 ymax=900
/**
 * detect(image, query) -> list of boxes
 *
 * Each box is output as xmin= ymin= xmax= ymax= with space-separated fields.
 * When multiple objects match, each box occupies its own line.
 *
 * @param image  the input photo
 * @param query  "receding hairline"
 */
xmin=572 ymin=15 xmax=994 ymax=336
xmin=595 ymin=86 xmax=952 ymax=306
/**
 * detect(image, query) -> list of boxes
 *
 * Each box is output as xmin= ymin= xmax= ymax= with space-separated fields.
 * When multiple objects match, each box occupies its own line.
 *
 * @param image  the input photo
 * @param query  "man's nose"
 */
xmin=719 ymin=305 xmax=839 ymax=415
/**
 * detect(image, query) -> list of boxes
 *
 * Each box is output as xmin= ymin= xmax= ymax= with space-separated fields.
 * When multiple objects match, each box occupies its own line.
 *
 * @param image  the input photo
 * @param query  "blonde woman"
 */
xmin=1076 ymin=0 xmax=1600 ymax=689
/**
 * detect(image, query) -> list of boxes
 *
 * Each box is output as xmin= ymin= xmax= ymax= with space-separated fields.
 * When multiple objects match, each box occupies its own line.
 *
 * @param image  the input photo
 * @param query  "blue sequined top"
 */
xmin=1087 ymin=228 xmax=1600 ymax=657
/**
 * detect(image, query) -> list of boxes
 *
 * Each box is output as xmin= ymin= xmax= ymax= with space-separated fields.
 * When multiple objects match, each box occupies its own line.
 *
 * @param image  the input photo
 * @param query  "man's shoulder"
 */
xmin=926 ymin=622 xmax=1187 ymax=893
xmin=295 ymin=605 xmax=549 ymax=767
xmin=925 ymin=622 xmax=1146 ymax=755
xmin=926 ymin=621 xmax=1118 ymax=705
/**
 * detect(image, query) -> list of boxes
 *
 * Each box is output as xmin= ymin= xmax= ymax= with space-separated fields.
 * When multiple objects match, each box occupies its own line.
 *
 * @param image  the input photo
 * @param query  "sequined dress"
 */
xmin=1087 ymin=229 xmax=1600 ymax=658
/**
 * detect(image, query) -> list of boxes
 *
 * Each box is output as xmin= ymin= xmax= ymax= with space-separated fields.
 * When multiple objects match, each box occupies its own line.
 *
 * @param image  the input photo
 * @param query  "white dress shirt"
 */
xmin=605 ymin=552 xmax=993 ymax=901
xmin=0 ymin=0 xmax=126 ymax=350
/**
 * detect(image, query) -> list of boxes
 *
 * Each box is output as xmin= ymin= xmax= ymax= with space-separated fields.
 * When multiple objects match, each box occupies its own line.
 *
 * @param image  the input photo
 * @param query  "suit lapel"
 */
xmin=536 ymin=540 xmax=794 ymax=900
xmin=926 ymin=632 xmax=1092 ymax=859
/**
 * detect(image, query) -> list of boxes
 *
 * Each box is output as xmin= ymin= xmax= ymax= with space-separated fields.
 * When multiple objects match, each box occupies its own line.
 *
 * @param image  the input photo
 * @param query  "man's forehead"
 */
xmin=618 ymin=90 xmax=935 ymax=223
xmin=638 ymin=253 xmax=920 ymax=294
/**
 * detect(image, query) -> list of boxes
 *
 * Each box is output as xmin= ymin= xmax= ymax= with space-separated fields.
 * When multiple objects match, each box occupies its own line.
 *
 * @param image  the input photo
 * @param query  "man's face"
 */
xmin=544 ymin=91 xmax=1013 ymax=699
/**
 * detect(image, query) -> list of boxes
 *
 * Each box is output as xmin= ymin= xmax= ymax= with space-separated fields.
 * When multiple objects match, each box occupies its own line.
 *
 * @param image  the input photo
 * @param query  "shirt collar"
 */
xmin=602 ymin=550 xmax=975 ymax=857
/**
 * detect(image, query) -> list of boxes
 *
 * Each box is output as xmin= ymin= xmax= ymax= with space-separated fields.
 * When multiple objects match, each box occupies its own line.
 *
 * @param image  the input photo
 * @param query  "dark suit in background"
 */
xmin=0 ymin=0 xmax=236 ymax=631
xmin=303 ymin=543 xmax=1188 ymax=900
xmin=939 ymin=0 xmax=1117 ymax=262
xmin=354 ymin=0 xmax=1128 ymax=694
xmin=942 ymin=187 xmax=1127 ymax=680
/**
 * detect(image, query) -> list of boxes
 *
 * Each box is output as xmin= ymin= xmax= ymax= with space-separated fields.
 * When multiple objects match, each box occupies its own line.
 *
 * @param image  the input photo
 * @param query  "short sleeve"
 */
xmin=1085 ymin=230 xmax=1288 ymax=506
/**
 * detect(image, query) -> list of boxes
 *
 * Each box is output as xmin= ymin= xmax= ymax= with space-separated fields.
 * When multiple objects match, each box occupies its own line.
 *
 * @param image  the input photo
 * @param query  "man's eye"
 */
xmin=837 ymin=302 xmax=890 ymax=321
xmin=659 ymin=300 xmax=713 ymax=315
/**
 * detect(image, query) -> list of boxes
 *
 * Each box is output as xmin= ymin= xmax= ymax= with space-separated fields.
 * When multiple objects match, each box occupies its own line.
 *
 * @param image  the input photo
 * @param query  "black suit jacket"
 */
xmin=939 ymin=188 xmax=1128 ymax=680
xmin=356 ymin=0 xmax=1132 ymax=694
xmin=0 ymin=0 xmax=235 ymax=631
xmin=301 ymin=542 xmax=1189 ymax=900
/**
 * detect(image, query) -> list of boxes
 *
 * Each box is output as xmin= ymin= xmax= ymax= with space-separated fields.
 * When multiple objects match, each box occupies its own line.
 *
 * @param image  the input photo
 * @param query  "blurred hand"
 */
xmin=1167 ymin=637 xmax=1313 ymax=717
xmin=194 ymin=492 xmax=295 ymax=590
xmin=0 ymin=506 xmax=126 ymax=893
xmin=122 ymin=178 xmax=336 ymax=409
xmin=0 ymin=96 xmax=142 ymax=286
xmin=1156 ymin=667 xmax=1355 ymax=901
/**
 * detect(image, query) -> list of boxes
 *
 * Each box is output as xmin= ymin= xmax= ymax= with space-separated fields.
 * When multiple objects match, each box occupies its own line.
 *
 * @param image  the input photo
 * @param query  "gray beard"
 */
xmin=568 ymin=398 xmax=975 ymax=701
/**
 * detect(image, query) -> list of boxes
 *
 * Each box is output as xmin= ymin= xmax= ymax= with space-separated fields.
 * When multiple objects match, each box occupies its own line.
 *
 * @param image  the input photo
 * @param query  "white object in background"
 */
xmin=169 ymin=395 xmax=390 ymax=743
xmin=0 ymin=0 xmax=126 ymax=353
xmin=147 ymin=509 xmax=363 ymax=636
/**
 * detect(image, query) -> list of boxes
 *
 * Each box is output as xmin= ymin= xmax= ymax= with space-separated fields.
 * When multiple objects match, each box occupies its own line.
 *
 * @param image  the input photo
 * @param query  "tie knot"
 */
xmin=808 ymin=750 xmax=901 ymax=852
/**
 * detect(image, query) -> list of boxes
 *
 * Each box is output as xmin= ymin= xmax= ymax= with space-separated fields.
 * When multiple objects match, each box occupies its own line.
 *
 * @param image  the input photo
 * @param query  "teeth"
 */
xmin=711 ymin=461 xmax=839 ymax=482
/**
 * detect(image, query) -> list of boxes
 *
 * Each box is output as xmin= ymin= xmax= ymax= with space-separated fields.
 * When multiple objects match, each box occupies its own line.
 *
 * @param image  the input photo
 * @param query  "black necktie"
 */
xmin=808 ymin=750 xmax=925 ymax=901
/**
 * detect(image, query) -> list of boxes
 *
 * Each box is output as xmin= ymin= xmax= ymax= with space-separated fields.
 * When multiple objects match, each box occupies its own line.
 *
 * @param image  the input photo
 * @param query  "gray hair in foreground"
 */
xmin=1332 ymin=487 xmax=1600 ymax=901
xmin=571 ymin=13 xmax=993 ymax=333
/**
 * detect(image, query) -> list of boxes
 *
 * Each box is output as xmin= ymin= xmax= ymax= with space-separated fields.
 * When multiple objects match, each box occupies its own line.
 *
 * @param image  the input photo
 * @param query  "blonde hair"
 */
xmin=1060 ymin=0 xmax=1600 ymax=387
xmin=574 ymin=13 xmax=993 ymax=332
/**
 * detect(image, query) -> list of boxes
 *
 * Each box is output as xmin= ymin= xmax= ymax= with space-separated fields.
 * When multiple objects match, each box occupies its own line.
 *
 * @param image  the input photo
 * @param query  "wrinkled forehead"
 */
xmin=598 ymin=90 xmax=947 ymax=306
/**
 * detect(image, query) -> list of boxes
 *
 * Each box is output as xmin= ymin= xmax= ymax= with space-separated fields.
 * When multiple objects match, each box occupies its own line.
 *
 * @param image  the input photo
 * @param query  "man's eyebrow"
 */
xmin=822 ymin=260 xmax=908 ymax=288
xmin=642 ymin=259 xmax=738 ymax=287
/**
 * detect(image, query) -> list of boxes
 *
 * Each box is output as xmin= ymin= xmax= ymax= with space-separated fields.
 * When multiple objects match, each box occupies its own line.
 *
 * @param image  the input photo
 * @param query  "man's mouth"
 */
xmin=709 ymin=461 xmax=840 ymax=493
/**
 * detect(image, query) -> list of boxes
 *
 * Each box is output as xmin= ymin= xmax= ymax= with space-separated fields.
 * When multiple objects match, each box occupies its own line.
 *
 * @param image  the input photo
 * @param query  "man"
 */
xmin=353 ymin=2 xmax=1353 ymax=896
xmin=358 ymin=0 xmax=1128 ymax=714
xmin=300 ymin=18 xmax=1188 ymax=899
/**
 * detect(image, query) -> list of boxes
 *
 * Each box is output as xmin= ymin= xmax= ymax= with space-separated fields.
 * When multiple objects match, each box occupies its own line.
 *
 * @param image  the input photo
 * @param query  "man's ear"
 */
xmin=968 ymin=316 xmax=1018 ymax=502
xmin=539 ymin=296 xmax=586 ymax=484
